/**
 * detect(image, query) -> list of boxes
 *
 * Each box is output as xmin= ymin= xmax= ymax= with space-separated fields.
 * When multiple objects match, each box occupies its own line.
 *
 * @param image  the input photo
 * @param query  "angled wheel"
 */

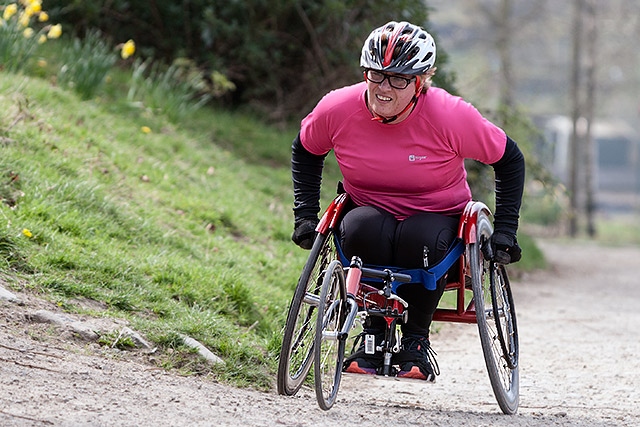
xmin=314 ymin=260 xmax=347 ymax=410
xmin=470 ymin=211 xmax=520 ymax=415
xmin=277 ymin=230 xmax=339 ymax=396
xmin=491 ymin=264 xmax=519 ymax=370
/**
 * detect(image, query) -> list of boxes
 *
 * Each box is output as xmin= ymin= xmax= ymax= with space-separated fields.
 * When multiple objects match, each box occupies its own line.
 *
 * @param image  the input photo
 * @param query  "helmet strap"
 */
xmin=415 ymin=76 xmax=423 ymax=95
xmin=371 ymin=94 xmax=417 ymax=124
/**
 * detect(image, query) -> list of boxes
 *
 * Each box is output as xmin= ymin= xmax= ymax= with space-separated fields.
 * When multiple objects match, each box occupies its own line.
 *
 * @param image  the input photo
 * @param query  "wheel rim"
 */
xmin=490 ymin=264 xmax=519 ymax=370
xmin=478 ymin=256 xmax=518 ymax=394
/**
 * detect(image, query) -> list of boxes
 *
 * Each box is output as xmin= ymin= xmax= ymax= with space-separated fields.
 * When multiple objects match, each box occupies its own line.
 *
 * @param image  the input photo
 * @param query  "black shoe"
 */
xmin=394 ymin=335 xmax=439 ymax=381
xmin=343 ymin=329 xmax=384 ymax=375
xmin=344 ymin=357 xmax=379 ymax=375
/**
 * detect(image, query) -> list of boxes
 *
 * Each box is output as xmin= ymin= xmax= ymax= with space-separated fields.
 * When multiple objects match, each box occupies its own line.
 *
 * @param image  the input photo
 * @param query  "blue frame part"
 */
xmin=335 ymin=235 xmax=465 ymax=291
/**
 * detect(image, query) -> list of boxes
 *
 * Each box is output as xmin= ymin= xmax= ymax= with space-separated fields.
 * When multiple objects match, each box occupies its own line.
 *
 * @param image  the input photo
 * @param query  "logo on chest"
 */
xmin=408 ymin=154 xmax=428 ymax=162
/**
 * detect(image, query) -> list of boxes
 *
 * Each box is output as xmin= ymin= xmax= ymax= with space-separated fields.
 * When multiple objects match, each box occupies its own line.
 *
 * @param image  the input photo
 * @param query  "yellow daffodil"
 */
xmin=37 ymin=58 xmax=46 ymax=67
xmin=22 ymin=228 xmax=33 ymax=238
xmin=21 ymin=0 xmax=40 ymax=7
xmin=141 ymin=126 xmax=151 ymax=134
xmin=47 ymin=23 xmax=61 ymax=39
xmin=22 ymin=26 xmax=33 ymax=38
xmin=121 ymin=39 xmax=135 ymax=59
xmin=18 ymin=11 xmax=29 ymax=26
xmin=37 ymin=34 xmax=46 ymax=44
xmin=38 ymin=11 xmax=47 ymax=22
xmin=3 ymin=3 xmax=17 ymax=20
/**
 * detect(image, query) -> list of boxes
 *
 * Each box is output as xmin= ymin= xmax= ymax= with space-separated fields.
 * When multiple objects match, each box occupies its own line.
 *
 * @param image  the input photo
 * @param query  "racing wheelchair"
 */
xmin=277 ymin=191 xmax=519 ymax=414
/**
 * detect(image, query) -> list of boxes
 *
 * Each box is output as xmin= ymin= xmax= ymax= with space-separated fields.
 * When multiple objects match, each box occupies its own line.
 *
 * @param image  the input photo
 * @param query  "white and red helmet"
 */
xmin=360 ymin=21 xmax=436 ymax=75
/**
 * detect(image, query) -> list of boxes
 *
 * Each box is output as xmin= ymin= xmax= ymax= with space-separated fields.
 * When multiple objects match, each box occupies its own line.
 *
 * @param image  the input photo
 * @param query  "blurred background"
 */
xmin=429 ymin=0 xmax=640 ymax=226
xmin=39 ymin=0 xmax=639 ymax=238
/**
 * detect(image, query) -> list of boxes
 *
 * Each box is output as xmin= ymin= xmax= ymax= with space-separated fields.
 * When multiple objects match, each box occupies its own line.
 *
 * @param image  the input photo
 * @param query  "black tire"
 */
xmin=314 ymin=260 xmax=347 ymax=410
xmin=470 ymin=212 xmax=520 ymax=415
xmin=277 ymin=230 xmax=339 ymax=396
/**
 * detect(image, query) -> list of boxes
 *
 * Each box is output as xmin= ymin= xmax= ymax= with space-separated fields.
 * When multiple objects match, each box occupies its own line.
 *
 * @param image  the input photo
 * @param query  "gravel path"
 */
xmin=1 ymin=238 xmax=639 ymax=426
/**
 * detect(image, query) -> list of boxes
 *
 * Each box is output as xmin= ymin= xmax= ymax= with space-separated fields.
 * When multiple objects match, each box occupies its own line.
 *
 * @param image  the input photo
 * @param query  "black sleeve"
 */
xmin=491 ymin=136 xmax=525 ymax=236
xmin=291 ymin=132 xmax=327 ymax=220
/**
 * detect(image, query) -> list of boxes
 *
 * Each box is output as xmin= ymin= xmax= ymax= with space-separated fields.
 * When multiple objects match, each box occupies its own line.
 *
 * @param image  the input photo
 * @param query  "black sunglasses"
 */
xmin=365 ymin=70 xmax=416 ymax=89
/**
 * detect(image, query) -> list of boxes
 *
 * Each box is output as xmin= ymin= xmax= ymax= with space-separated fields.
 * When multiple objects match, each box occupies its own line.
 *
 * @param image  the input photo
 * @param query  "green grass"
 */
xmin=516 ymin=233 xmax=546 ymax=271
xmin=0 ymin=71 xmax=305 ymax=388
xmin=594 ymin=215 xmax=640 ymax=245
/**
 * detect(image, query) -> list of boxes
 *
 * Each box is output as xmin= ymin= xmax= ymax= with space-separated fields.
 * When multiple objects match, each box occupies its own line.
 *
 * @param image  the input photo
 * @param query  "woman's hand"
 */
xmin=487 ymin=231 xmax=522 ymax=264
xmin=292 ymin=217 xmax=319 ymax=250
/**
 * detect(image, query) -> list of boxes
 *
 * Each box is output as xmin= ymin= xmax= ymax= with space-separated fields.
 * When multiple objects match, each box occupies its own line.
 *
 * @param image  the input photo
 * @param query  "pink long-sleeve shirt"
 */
xmin=300 ymin=82 xmax=507 ymax=220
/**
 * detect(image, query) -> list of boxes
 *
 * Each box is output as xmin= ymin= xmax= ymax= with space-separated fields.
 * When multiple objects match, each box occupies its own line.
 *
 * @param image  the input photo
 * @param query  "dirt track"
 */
xmin=1 ymin=238 xmax=639 ymax=426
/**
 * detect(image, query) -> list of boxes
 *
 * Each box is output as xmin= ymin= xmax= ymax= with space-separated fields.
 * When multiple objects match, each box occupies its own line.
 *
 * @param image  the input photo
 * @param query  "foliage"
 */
xmin=97 ymin=330 xmax=136 ymax=349
xmin=43 ymin=0 xmax=454 ymax=120
xmin=0 ymin=0 xmax=62 ymax=73
xmin=57 ymin=29 xmax=116 ymax=99
xmin=127 ymin=57 xmax=216 ymax=123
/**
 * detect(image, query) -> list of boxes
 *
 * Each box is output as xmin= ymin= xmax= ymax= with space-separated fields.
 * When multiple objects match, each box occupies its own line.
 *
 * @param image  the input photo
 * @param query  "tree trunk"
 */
xmin=584 ymin=0 xmax=597 ymax=237
xmin=568 ymin=0 xmax=584 ymax=237
xmin=497 ymin=0 xmax=514 ymax=108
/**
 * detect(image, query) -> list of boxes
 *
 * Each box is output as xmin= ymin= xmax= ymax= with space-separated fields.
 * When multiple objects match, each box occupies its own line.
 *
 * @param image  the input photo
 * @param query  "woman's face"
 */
xmin=365 ymin=70 xmax=419 ymax=122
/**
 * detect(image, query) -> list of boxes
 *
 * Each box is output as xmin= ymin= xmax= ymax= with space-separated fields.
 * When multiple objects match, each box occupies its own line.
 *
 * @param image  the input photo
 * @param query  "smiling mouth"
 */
xmin=376 ymin=94 xmax=392 ymax=102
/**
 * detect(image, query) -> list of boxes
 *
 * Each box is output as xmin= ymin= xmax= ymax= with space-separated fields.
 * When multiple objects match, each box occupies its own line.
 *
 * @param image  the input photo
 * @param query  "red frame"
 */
xmin=432 ymin=200 xmax=491 ymax=324
xmin=316 ymin=193 xmax=349 ymax=234
xmin=316 ymin=194 xmax=491 ymax=325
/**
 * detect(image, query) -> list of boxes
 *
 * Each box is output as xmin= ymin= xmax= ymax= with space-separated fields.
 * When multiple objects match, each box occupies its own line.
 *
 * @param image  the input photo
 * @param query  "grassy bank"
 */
xmin=0 ymin=72 xmax=307 ymax=387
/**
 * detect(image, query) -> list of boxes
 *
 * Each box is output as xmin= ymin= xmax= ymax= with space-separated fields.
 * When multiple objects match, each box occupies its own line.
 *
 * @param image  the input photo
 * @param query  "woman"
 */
xmin=290 ymin=21 xmax=524 ymax=381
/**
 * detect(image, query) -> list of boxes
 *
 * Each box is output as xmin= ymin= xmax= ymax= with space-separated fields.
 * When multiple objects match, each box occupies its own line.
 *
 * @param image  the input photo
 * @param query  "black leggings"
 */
xmin=339 ymin=205 xmax=459 ymax=338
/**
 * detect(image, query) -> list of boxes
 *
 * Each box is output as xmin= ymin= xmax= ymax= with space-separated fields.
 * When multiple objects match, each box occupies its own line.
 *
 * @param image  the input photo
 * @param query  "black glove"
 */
xmin=487 ymin=231 xmax=522 ymax=264
xmin=292 ymin=217 xmax=319 ymax=250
